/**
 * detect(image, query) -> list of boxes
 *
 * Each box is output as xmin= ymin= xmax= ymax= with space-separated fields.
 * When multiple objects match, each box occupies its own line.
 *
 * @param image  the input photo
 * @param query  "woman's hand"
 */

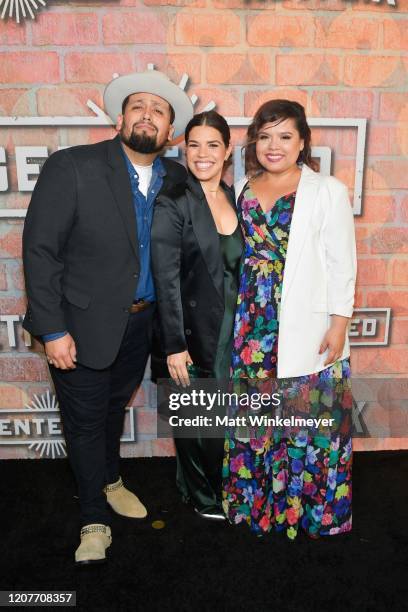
xmin=167 ymin=351 xmax=193 ymax=387
xmin=319 ymin=315 xmax=349 ymax=366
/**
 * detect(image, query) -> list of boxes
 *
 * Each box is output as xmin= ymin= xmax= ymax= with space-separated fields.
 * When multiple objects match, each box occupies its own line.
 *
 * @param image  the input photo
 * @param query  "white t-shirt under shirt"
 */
xmin=132 ymin=163 xmax=153 ymax=198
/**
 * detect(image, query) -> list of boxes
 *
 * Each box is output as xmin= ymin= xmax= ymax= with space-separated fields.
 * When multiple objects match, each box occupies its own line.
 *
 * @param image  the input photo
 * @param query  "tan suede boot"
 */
xmin=75 ymin=524 xmax=111 ymax=566
xmin=104 ymin=477 xmax=147 ymax=519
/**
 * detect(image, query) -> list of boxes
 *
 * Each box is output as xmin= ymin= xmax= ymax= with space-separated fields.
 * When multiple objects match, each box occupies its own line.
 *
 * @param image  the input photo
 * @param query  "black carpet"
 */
xmin=1 ymin=451 xmax=407 ymax=612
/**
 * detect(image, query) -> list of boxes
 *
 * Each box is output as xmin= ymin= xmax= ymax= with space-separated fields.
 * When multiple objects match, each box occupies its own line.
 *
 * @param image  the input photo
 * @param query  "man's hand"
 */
xmin=45 ymin=333 xmax=77 ymax=370
xmin=319 ymin=315 xmax=349 ymax=366
xmin=167 ymin=351 xmax=193 ymax=387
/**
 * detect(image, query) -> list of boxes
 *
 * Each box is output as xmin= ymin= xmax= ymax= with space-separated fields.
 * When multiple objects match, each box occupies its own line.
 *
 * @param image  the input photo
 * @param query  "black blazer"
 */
xmin=22 ymin=135 xmax=187 ymax=369
xmin=151 ymin=173 xmax=240 ymax=377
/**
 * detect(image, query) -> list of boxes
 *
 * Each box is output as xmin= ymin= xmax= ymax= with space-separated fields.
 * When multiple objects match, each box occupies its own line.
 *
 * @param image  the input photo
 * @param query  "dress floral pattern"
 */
xmin=222 ymin=185 xmax=352 ymax=540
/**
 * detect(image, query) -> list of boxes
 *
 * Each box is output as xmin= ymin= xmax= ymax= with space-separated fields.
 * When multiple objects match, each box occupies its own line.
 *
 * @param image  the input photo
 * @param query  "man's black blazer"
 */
xmin=22 ymin=134 xmax=187 ymax=369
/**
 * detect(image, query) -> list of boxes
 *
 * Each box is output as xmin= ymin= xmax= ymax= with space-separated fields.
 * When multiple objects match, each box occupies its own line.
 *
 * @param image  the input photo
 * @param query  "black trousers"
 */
xmin=50 ymin=306 xmax=153 ymax=527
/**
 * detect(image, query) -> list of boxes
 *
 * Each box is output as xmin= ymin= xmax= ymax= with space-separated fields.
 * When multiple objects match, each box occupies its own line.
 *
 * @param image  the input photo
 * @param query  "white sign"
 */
xmin=0 ymin=390 xmax=138 ymax=458
xmin=0 ymin=309 xmax=393 ymax=350
xmin=0 ymin=0 xmax=397 ymax=25
xmin=0 ymin=83 xmax=366 ymax=214
xmin=349 ymin=308 xmax=391 ymax=347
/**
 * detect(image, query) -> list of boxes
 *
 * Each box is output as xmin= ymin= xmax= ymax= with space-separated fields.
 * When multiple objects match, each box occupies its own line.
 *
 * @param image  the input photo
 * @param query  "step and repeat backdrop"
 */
xmin=0 ymin=0 xmax=406 ymax=459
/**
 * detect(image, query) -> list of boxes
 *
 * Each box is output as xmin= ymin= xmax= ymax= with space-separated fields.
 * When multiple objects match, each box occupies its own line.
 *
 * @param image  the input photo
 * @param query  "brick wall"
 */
xmin=0 ymin=0 xmax=407 ymax=457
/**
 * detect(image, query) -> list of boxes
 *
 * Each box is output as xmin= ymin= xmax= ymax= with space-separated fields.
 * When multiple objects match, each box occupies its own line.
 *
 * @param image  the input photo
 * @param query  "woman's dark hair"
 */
xmin=185 ymin=110 xmax=231 ymax=147
xmin=244 ymin=99 xmax=318 ymax=176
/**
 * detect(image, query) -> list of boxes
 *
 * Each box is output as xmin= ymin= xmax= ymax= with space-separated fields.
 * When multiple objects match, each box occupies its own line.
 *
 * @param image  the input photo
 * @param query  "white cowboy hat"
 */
xmin=104 ymin=70 xmax=194 ymax=138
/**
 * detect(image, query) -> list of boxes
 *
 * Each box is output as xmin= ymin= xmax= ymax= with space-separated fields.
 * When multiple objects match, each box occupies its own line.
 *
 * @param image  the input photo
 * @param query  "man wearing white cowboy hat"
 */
xmin=22 ymin=70 xmax=194 ymax=565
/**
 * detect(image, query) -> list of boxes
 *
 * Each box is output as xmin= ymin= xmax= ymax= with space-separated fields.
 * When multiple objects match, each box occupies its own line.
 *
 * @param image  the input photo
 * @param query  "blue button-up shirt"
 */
xmin=43 ymin=149 xmax=165 ymax=343
xmin=122 ymin=149 xmax=165 ymax=302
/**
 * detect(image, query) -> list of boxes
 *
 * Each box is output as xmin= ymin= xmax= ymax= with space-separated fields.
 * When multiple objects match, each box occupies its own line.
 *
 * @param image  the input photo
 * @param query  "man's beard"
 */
xmin=120 ymin=125 xmax=164 ymax=154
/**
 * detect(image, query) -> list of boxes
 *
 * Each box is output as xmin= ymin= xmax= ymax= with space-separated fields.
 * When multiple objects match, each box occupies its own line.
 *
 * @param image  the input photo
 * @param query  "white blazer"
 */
xmin=235 ymin=164 xmax=357 ymax=378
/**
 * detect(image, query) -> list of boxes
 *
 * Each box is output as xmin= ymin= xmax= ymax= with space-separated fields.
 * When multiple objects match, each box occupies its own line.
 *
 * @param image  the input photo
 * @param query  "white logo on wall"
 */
xmin=0 ymin=307 xmax=392 ymax=350
xmin=349 ymin=308 xmax=391 ymax=346
xmin=0 ymin=0 xmax=397 ymax=24
xmin=1 ymin=67 xmax=366 ymax=214
xmin=0 ymin=390 xmax=137 ymax=458
xmin=0 ymin=0 xmax=46 ymax=23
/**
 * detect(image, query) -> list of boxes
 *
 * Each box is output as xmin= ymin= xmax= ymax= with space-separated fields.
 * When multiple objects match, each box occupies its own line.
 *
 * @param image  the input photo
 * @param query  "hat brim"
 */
xmin=104 ymin=71 xmax=194 ymax=138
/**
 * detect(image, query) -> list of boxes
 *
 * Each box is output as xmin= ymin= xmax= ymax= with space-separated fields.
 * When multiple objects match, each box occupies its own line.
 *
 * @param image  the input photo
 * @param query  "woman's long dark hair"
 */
xmin=244 ymin=99 xmax=318 ymax=177
xmin=185 ymin=110 xmax=231 ymax=147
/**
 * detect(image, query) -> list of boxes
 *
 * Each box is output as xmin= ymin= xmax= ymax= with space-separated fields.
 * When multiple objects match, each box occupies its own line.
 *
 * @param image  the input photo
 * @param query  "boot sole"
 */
xmin=107 ymin=503 xmax=148 ymax=520
xmin=75 ymin=557 xmax=107 ymax=567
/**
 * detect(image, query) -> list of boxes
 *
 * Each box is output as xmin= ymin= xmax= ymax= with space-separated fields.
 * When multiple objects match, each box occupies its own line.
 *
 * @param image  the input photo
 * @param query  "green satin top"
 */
xmin=213 ymin=224 xmax=244 ymax=380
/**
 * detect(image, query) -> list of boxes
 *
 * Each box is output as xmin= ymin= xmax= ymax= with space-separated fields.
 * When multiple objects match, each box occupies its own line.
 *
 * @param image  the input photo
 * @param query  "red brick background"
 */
xmin=0 ymin=0 xmax=407 ymax=457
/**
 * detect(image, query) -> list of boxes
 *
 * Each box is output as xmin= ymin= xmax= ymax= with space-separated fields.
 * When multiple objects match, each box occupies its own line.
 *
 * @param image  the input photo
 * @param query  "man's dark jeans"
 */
xmin=50 ymin=306 xmax=153 ymax=527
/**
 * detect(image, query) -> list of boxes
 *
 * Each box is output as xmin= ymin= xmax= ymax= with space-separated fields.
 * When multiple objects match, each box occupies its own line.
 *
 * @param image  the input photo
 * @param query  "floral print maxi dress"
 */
xmin=222 ymin=185 xmax=352 ymax=540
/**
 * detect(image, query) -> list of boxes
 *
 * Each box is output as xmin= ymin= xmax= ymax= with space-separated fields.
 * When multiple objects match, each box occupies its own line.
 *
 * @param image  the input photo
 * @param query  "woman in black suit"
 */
xmin=151 ymin=111 xmax=243 ymax=519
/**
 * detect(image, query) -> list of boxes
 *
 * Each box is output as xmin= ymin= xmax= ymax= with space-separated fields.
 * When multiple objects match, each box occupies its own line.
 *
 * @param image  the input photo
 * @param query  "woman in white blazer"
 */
xmin=222 ymin=100 xmax=357 ymax=541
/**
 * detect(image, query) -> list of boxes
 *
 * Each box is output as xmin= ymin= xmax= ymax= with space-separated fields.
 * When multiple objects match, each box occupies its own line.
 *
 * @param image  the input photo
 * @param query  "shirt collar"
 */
xmin=120 ymin=143 xmax=167 ymax=179
xmin=152 ymin=156 xmax=166 ymax=178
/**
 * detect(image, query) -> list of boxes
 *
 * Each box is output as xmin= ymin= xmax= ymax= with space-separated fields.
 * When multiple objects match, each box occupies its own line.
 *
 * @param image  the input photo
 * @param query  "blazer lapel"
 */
xmin=106 ymin=136 xmax=139 ymax=259
xmin=187 ymin=176 xmax=224 ymax=302
xmin=281 ymin=165 xmax=320 ymax=305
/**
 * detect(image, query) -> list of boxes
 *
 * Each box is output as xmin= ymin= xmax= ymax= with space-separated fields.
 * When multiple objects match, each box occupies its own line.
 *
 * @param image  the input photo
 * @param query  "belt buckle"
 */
xmin=130 ymin=299 xmax=149 ymax=314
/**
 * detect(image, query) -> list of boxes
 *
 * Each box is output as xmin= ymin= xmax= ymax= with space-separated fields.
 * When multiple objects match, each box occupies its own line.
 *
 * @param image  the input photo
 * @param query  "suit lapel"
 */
xmin=187 ymin=176 xmax=224 ymax=302
xmin=106 ymin=136 xmax=139 ymax=259
xmin=281 ymin=165 xmax=320 ymax=305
